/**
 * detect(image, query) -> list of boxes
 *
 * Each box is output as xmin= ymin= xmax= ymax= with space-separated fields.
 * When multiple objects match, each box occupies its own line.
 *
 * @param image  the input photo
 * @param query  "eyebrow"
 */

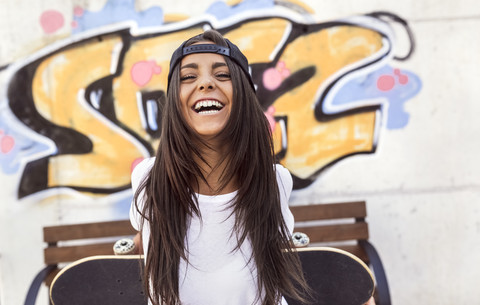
xmin=180 ymin=62 xmax=228 ymax=70
xmin=212 ymin=62 xmax=227 ymax=69
xmin=180 ymin=63 xmax=198 ymax=70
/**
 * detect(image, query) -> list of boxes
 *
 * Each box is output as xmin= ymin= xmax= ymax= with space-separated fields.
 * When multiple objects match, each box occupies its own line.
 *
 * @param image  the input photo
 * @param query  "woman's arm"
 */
xmin=133 ymin=232 xmax=144 ymax=255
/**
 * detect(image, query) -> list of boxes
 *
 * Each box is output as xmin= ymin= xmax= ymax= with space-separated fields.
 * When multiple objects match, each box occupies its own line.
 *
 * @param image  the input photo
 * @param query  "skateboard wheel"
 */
xmin=292 ymin=232 xmax=310 ymax=247
xmin=113 ymin=238 xmax=136 ymax=255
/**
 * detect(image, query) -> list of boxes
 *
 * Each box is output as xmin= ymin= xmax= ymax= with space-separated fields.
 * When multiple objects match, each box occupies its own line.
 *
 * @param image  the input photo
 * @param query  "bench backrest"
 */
xmin=290 ymin=201 xmax=369 ymax=263
xmin=42 ymin=202 xmax=370 ymax=281
xmin=43 ymin=220 xmax=137 ymax=285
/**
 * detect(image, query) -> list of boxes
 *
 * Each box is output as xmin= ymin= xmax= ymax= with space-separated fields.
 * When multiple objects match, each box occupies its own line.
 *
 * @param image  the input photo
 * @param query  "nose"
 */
xmin=198 ymin=76 xmax=215 ymax=91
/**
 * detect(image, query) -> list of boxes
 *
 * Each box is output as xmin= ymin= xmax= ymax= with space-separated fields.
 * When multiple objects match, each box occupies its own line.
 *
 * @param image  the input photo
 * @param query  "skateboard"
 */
xmin=50 ymin=248 xmax=373 ymax=305
xmin=50 ymin=255 xmax=147 ymax=305
xmin=285 ymin=247 xmax=375 ymax=305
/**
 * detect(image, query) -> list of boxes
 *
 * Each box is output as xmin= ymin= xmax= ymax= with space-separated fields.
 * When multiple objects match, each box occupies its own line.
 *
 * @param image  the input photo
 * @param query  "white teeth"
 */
xmin=199 ymin=110 xmax=220 ymax=115
xmin=194 ymin=100 xmax=224 ymax=111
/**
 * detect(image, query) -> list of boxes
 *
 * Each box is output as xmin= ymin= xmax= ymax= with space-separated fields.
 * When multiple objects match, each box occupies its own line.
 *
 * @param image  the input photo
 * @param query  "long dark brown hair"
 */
xmin=134 ymin=30 xmax=311 ymax=305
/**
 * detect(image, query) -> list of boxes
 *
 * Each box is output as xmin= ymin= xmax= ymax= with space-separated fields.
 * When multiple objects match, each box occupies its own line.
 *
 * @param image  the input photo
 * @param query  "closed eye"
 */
xmin=216 ymin=72 xmax=231 ymax=79
xmin=180 ymin=74 xmax=196 ymax=81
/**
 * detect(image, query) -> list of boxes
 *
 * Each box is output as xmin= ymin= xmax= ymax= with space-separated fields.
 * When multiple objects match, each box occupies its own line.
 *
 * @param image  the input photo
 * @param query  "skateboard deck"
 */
xmin=285 ymin=247 xmax=375 ymax=305
xmin=50 ymin=255 xmax=147 ymax=305
xmin=50 ymin=247 xmax=373 ymax=305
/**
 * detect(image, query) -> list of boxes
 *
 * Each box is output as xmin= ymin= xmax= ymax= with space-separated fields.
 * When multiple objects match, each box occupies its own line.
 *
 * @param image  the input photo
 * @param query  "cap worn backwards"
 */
xmin=168 ymin=38 xmax=255 ymax=92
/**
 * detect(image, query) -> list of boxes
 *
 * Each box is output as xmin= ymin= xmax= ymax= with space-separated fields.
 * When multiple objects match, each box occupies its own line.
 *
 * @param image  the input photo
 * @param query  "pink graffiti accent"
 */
xmin=263 ymin=61 xmax=291 ymax=91
xmin=394 ymin=68 xmax=409 ymax=85
xmin=73 ymin=6 xmax=84 ymax=17
xmin=264 ymin=106 xmax=276 ymax=132
xmin=377 ymin=69 xmax=410 ymax=91
xmin=0 ymin=131 xmax=15 ymax=154
xmin=131 ymin=157 xmax=145 ymax=173
xmin=131 ymin=60 xmax=162 ymax=87
xmin=377 ymin=75 xmax=395 ymax=91
xmin=40 ymin=10 xmax=65 ymax=34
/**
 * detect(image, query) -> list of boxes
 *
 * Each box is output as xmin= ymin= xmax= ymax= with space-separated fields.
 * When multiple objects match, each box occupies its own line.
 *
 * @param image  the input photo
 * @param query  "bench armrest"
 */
xmin=24 ymin=265 xmax=56 ymax=305
xmin=359 ymin=240 xmax=392 ymax=305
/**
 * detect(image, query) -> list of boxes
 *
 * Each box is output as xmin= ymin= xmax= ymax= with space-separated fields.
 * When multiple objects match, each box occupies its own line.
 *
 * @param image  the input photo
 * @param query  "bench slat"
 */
xmin=44 ymin=243 xmax=117 ymax=264
xmin=294 ymin=222 xmax=369 ymax=243
xmin=43 ymin=220 xmax=136 ymax=243
xmin=290 ymin=201 xmax=366 ymax=221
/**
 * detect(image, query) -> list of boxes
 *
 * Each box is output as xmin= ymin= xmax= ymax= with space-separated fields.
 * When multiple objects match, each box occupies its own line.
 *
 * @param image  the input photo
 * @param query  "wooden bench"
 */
xmin=290 ymin=201 xmax=391 ymax=305
xmin=25 ymin=220 xmax=137 ymax=305
xmin=26 ymin=201 xmax=390 ymax=305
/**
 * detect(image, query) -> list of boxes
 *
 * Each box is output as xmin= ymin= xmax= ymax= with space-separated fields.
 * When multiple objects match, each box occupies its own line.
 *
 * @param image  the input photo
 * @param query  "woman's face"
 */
xmin=179 ymin=42 xmax=233 ymax=140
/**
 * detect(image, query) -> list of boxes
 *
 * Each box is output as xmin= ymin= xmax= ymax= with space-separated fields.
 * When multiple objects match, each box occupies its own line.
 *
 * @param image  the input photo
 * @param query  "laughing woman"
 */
xmin=130 ymin=30 xmax=311 ymax=305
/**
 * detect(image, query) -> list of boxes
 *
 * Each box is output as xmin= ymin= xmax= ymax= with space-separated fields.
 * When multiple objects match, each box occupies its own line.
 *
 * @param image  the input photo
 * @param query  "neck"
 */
xmin=193 ymin=140 xmax=237 ymax=196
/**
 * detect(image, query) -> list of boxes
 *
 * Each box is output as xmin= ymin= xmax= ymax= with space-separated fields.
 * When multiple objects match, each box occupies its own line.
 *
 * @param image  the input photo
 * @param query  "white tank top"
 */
xmin=130 ymin=158 xmax=294 ymax=305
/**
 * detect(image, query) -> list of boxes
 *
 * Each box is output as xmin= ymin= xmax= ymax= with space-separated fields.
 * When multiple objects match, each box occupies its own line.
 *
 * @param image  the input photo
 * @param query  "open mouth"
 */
xmin=193 ymin=100 xmax=225 ymax=114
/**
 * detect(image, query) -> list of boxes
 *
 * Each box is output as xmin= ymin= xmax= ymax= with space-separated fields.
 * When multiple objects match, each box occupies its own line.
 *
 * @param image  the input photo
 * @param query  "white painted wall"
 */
xmin=1 ymin=1 xmax=479 ymax=305
xmin=291 ymin=2 xmax=480 ymax=303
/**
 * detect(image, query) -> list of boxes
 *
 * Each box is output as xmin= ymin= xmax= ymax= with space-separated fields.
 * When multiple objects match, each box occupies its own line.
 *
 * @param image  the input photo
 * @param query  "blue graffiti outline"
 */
xmin=323 ymin=65 xmax=422 ymax=130
xmin=72 ymin=0 xmax=164 ymax=33
xmin=0 ymin=110 xmax=56 ymax=175
xmin=206 ymin=0 xmax=275 ymax=20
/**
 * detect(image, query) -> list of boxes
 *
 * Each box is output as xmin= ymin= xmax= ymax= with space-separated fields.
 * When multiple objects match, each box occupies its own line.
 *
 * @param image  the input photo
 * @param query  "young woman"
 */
xmin=130 ymin=30 xmax=311 ymax=305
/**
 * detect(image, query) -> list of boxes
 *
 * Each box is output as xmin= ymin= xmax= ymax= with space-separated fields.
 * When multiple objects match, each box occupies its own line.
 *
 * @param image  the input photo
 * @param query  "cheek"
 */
xmin=226 ymin=84 xmax=234 ymax=110
xmin=226 ymin=85 xmax=233 ymax=103
xmin=179 ymin=86 xmax=186 ymax=104
xmin=179 ymin=87 xmax=190 ymax=111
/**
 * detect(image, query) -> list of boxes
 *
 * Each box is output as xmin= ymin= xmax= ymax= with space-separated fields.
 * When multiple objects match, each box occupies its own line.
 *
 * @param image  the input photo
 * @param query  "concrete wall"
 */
xmin=1 ymin=0 xmax=479 ymax=304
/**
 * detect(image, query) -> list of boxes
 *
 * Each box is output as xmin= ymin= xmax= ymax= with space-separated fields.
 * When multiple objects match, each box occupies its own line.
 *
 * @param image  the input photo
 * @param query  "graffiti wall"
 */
xmin=0 ymin=0 xmax=421 ymax=202
xmin=2 ymin=1 xmax=479 ymax=305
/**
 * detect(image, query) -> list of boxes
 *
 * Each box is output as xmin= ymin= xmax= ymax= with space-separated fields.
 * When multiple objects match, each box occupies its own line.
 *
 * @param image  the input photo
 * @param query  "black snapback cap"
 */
xmin=168 ymin=38 xmax=255 ymax=91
